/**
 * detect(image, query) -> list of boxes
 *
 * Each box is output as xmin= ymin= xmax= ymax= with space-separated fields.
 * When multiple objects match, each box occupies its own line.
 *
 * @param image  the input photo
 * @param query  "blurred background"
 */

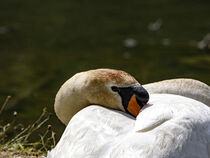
xmin=0 ymin=0 xmax=210 ymax=141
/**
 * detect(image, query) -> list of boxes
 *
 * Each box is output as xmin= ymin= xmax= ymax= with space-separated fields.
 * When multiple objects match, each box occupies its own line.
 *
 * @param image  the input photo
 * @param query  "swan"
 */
xmin=47 ymin=69 xmax=210 ymax=158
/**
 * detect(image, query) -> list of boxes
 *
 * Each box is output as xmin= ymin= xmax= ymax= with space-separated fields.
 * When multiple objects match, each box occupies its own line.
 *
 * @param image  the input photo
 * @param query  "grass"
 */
xmin=0 ymin=96 xmax=55 ymax=158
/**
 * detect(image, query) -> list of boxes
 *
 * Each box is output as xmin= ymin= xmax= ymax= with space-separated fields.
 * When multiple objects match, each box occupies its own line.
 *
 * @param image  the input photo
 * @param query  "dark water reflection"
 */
xmin=0 ymin=0 xmax=210 ymax=140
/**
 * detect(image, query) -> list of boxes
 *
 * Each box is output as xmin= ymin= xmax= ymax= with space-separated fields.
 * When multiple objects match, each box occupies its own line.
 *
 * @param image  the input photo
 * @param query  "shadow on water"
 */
xmin=0 ymin=0 xmax=210 ymax=140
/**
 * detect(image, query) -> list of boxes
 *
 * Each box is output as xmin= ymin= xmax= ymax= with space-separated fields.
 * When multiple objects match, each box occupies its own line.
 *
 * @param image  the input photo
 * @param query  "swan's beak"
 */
xmin=111 ymin=84 xmax=149 ymax=117
xmin=127 ymin=95 xmax=143 ymax=117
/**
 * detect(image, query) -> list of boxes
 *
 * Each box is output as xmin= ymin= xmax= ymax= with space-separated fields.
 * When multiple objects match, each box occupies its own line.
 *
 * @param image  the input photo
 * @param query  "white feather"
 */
xmin=47 ymin=94 xmax=210 ymax=158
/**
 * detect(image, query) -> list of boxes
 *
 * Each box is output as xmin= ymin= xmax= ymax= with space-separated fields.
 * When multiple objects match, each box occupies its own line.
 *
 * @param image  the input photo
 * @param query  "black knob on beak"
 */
xmin=111 ymin=83 xmax=149 ymax=117
xmin=133 ymin=85 xmax=149 ymax=105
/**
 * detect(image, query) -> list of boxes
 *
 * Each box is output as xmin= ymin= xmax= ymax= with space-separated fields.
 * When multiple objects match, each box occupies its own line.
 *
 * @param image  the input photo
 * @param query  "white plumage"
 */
xmin=48 ymin=94 xmax=210 ymax=158
xmin=47 ymin=69 xmax=210 ymax=158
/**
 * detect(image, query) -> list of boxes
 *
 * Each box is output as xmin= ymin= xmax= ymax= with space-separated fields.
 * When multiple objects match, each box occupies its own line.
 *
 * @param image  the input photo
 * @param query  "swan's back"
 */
xmin=47 ymin=94 xmax=210 ymax=158
xmin=143 ymin=79 xmax=210 ymax=107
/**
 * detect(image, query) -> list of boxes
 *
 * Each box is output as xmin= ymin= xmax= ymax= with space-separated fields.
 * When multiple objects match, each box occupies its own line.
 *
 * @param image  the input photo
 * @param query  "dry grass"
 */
xmin=0 ymin=149 xmax=44 ymax=158
xmin=0 ymin=96 xmax=55 ymax=158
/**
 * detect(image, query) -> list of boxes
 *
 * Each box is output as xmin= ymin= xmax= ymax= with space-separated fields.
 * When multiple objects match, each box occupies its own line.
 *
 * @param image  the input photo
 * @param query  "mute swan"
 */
xmin=47 ymin=69 xmax=210 ymax=158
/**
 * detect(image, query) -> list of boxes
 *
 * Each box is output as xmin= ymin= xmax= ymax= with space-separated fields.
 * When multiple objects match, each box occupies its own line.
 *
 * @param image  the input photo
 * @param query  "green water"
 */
xmin=0 ymin=0 xmax=210 ymax=139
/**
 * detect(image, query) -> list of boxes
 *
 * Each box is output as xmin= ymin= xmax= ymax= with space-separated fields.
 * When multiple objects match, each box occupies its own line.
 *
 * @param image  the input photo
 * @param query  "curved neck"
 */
xmin=54 ymin=89 xmax=89 ymax=125
xmin=143 ymin=79 xmax=210 ymax=107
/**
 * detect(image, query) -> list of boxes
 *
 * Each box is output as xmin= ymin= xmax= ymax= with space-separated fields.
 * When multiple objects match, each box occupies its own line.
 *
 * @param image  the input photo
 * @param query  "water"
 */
xmin=0 ymin=0 xmax=210 ymax=140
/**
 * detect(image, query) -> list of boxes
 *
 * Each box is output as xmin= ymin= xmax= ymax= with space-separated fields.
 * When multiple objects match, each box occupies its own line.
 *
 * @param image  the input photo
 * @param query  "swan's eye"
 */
xmin=111 ymin=84 xmax=149 ymax=117
xmin=111 ymin=86 xmax=120 ymax=92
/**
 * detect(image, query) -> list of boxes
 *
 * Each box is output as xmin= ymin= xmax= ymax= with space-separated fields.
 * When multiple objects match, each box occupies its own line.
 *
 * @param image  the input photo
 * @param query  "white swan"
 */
xmin=47 ymin=69 xmax=210 ymax=158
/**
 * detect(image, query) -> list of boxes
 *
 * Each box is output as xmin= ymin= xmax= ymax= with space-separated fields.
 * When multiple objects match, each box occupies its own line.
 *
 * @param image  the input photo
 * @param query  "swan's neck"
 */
xmin=54 ymin=88 xmax=89 ymax=125
xmin=54 ymin=71 xmax=124 ymax=125
xmin=143 ymin=79 xmax=210 ymax=107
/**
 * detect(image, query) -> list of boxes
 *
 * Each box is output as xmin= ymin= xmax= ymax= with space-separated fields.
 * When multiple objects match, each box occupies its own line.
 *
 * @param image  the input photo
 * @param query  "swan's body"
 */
xmin=47 ymin=69 xmax=210 ymax=158
xmin=48 ymin=94 xmax=210 ymax=158
xmin=143 ymin=78 xmax=210 ymax=106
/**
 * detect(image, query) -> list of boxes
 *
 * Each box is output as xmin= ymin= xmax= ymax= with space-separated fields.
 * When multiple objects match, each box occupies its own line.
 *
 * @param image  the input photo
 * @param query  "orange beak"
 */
xmin=111 ymin=84 xmax=149 ymax=117
xmin=127 ymin=94 xmax=146 ymax=117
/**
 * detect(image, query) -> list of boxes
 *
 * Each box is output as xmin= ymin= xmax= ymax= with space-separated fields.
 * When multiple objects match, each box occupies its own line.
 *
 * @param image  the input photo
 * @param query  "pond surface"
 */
xmin=0 ymin=0 xmax=210 ymax=140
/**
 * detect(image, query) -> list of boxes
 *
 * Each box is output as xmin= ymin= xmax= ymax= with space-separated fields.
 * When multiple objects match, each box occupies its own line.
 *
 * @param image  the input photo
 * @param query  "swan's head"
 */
xmin=55 ymin=69 xmax=149 ymax=125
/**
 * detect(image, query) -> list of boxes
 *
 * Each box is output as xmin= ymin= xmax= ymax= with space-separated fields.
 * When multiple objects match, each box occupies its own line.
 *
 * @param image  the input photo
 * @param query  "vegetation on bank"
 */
xmin=0 ymin=96 xmax=55 ymax=158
